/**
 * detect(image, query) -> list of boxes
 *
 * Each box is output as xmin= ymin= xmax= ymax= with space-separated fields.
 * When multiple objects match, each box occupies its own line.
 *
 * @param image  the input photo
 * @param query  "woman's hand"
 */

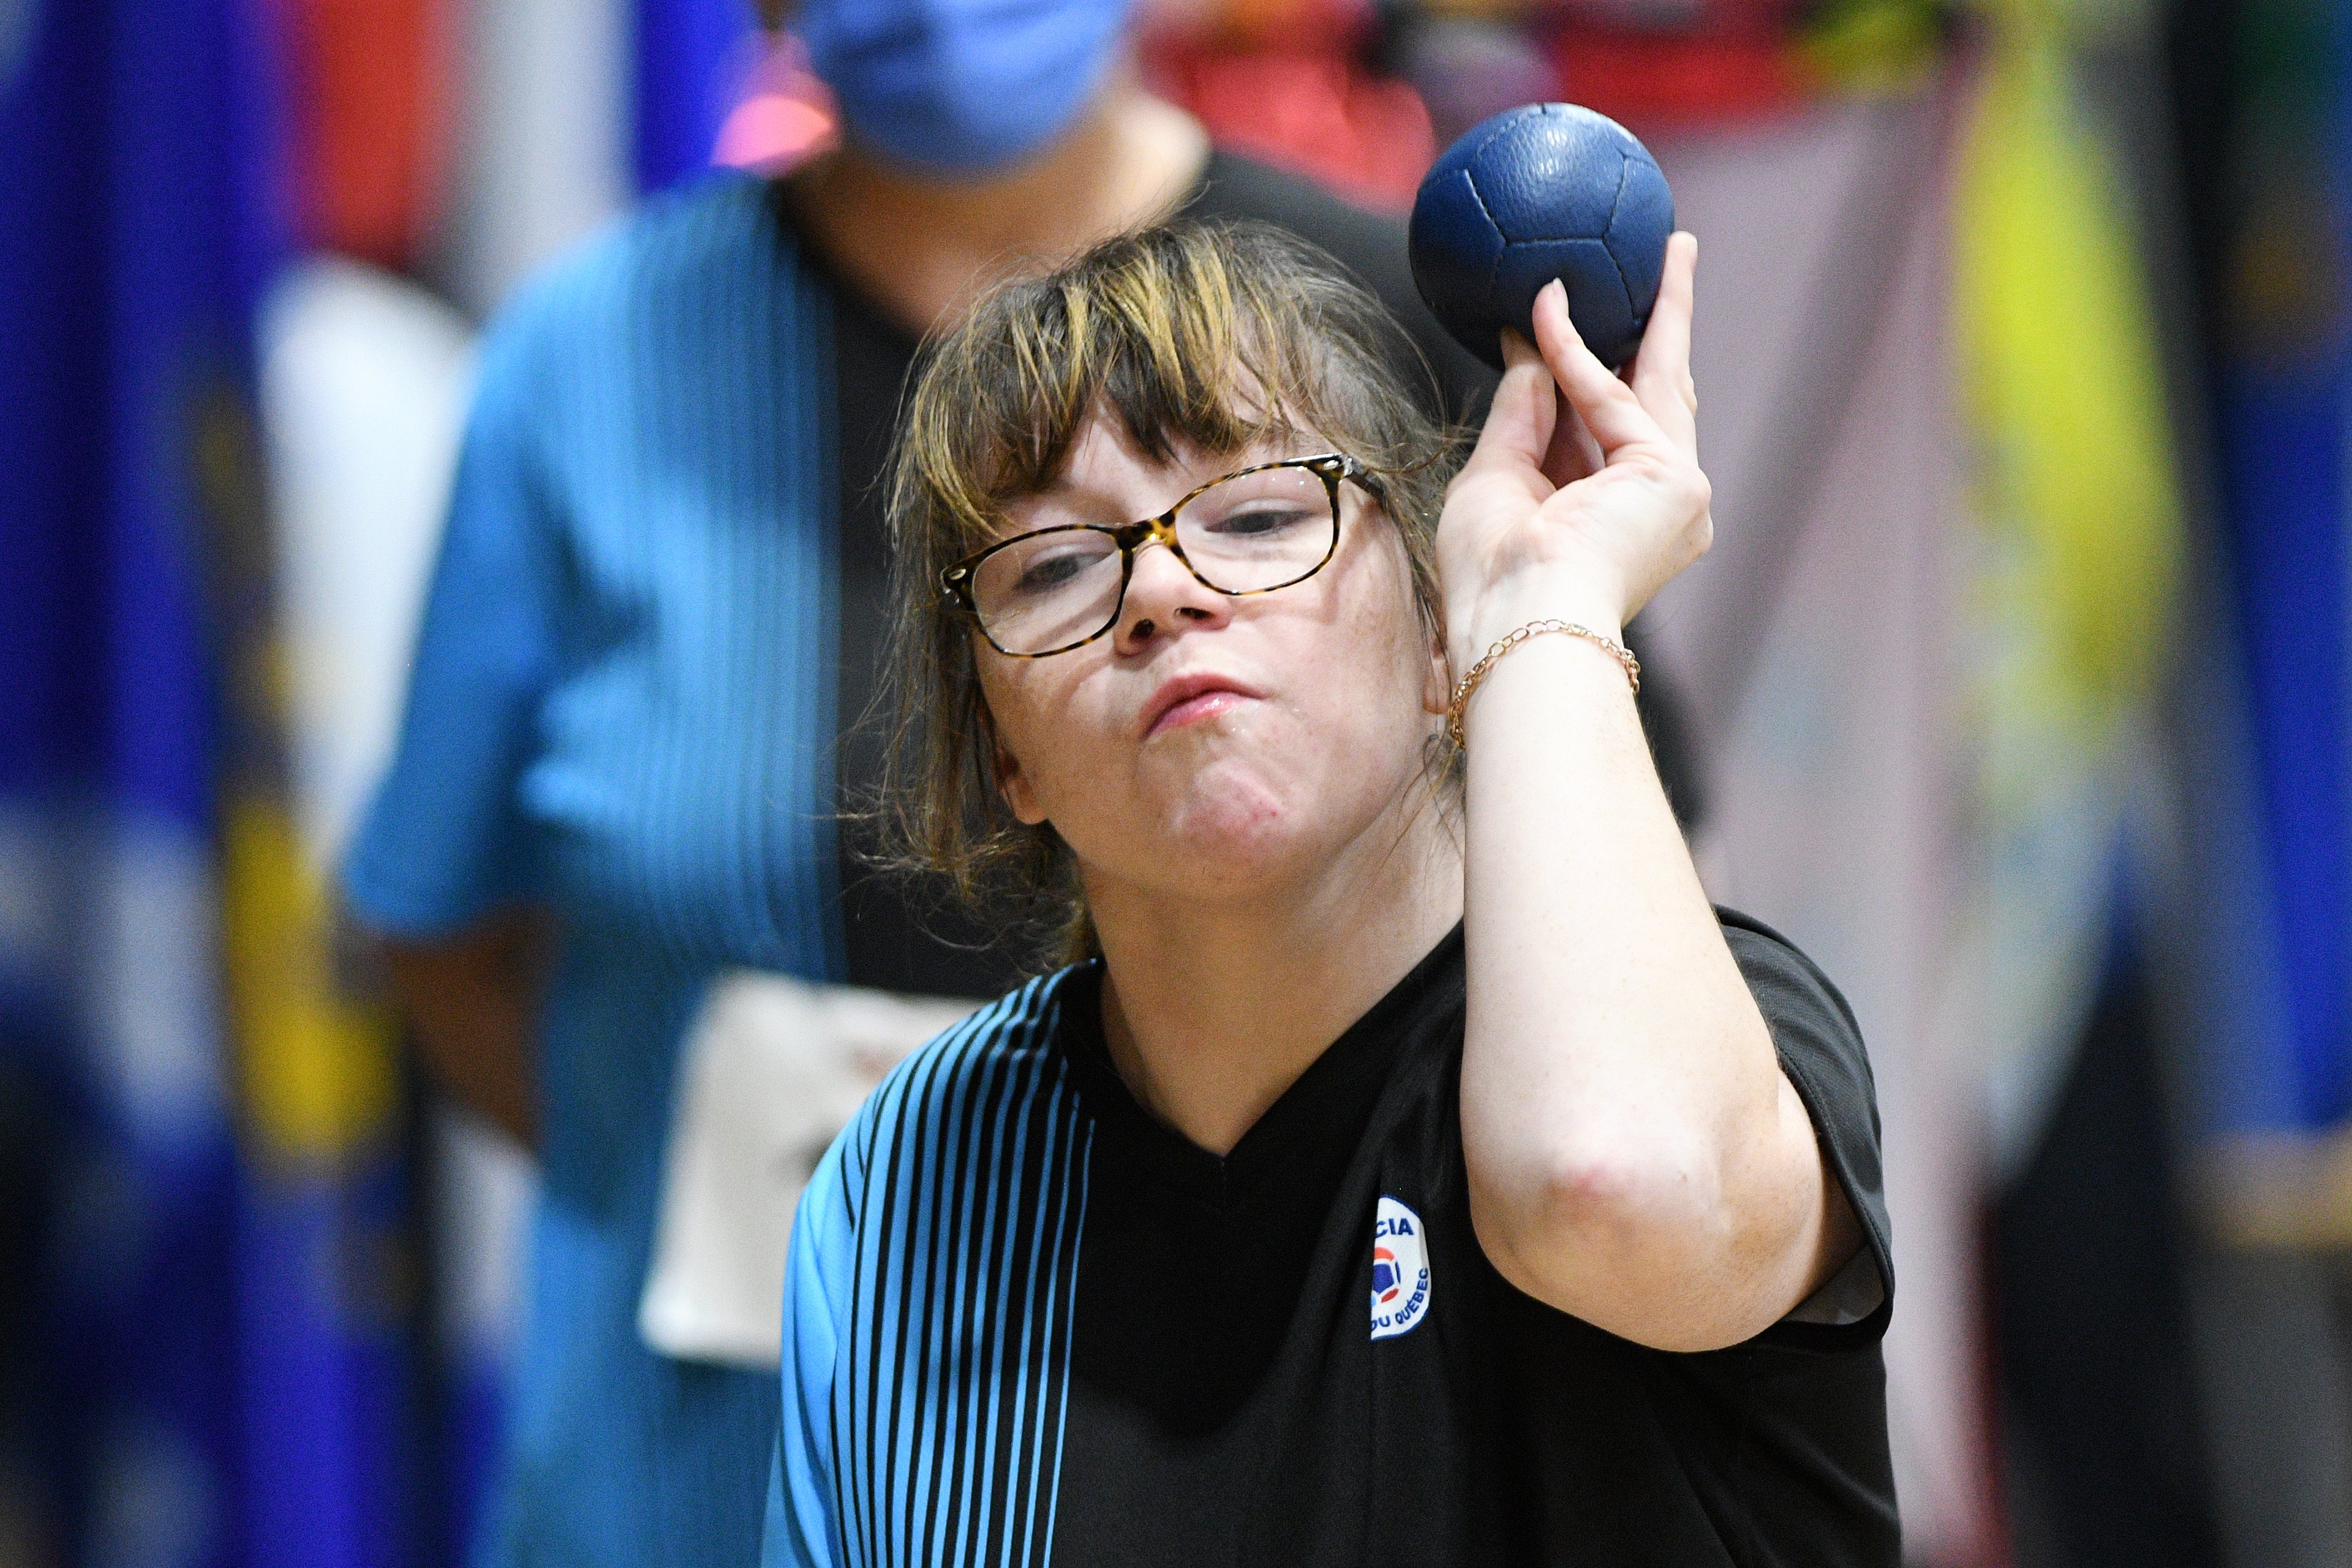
xmin=1437 ymin=232 xmax=1710 ymax=669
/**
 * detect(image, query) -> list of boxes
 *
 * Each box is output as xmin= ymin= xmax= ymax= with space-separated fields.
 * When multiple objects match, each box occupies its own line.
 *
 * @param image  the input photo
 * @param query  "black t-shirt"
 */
xmin=764 ymin=911 xmax=1898 ymax=1566
xmin=787 ymin=151 xmax=1709 ymax=1000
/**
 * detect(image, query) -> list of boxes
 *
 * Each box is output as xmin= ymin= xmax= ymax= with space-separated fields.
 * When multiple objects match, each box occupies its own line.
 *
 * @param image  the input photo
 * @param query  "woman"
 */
xmin=763 ymin=221 xmax=1896 ymax=1566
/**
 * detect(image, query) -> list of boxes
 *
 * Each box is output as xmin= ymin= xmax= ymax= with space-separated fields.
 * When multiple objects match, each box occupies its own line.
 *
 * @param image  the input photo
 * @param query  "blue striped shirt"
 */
xmin=346 ymin=173 xmax=838 ymax=1568
xmin=764 ymin=976 xmax=1091 ymax=1568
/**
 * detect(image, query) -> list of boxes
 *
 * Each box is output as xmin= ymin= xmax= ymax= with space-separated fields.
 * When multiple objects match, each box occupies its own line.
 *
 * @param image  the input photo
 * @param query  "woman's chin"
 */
xmin=1152 ymin=779 xmax=1334 ymax=894
xmin=1068 ymin=748 xmax=1415 ymax=908
xmin=1166 ymin=757 xmax=1295 ymax=839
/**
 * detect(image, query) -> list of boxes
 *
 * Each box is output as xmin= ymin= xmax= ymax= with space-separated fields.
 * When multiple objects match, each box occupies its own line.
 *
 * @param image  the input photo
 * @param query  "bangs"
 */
xmin=895 ymin=221 xmax=1419 ymax=551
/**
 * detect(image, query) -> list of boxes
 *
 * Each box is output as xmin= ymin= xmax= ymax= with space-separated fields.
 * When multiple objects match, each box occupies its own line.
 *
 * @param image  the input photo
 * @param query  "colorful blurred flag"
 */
xmin=1 ymin=2 xmax=276 ymax=1564
xmin=2191 ymin=0 xmax=2352 ymax=1242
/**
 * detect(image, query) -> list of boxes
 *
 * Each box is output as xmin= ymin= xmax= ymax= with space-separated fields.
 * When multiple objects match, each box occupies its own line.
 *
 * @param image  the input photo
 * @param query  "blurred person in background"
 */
xmin=340 ymin=2 xmax=1728 ymax=1567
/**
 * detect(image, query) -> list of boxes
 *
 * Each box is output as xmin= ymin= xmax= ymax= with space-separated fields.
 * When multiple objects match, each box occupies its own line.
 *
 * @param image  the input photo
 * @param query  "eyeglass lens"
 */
xmin=972 ymin=465 xmax=1337 ymax=655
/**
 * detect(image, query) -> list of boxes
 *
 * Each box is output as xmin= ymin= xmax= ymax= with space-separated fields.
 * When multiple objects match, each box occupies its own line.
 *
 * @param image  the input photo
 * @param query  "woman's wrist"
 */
xmin=1446 ymin=562 xmax=1628 ymax=677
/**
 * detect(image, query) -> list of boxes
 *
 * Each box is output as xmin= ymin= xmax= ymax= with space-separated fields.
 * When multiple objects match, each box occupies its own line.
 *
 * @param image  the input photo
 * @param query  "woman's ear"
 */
xmin=994 ymin=742 xmax=1049 ymax=826
xmin=1422 ymin=627 xmax=1452 ymax=717
xmin=971 ymin=677 xmax=1048 ymax=824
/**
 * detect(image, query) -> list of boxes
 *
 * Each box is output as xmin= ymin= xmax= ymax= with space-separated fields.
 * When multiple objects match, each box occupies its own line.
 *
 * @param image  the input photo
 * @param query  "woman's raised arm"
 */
xmin=1443 ymin=239 xmax=1861 ymax=1351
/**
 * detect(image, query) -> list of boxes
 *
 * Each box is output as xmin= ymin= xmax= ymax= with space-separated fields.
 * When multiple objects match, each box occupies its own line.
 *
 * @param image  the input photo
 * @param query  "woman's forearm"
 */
xmin=1455 ymin=620 xmax=1842 ymax=1351
xmin=1434 ymin=246 xmax=1855 ymax=1351
xmin=378 ymin=910 xmax=548 ymax=1150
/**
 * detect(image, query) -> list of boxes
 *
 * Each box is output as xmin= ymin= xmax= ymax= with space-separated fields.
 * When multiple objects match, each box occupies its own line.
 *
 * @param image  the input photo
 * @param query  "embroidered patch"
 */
xmin=1370 ymin=1195 xmax=1432 ymax=1340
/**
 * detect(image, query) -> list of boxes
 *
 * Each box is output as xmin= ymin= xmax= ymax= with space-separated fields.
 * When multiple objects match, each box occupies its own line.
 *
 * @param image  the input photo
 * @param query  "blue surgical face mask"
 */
xmin=801 ymin=0 xmax=1128 ymax=176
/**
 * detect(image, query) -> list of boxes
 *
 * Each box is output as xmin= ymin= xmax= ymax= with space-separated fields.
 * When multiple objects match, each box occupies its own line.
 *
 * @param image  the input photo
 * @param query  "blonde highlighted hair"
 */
xmin=866 ymin=218 xmax=1459 ymax=963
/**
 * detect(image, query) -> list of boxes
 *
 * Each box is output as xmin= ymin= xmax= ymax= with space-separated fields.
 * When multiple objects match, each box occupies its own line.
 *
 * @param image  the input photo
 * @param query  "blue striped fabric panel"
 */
xmin=769 ymin=974 xmax=1095 ymax=1568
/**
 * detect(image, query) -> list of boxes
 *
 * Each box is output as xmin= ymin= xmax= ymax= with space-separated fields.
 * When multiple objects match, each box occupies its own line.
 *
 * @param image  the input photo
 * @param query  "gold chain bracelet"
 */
xmin=1446 ymin=619 xmax=1640 ymax=749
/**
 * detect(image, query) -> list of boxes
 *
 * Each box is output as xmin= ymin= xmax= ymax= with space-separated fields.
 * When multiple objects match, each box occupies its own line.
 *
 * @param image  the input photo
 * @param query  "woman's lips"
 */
xmin=1152 ymin=688 xmax=1250 ymax=736
xmin=1140 ymin=674 xmax=1263 ymax=738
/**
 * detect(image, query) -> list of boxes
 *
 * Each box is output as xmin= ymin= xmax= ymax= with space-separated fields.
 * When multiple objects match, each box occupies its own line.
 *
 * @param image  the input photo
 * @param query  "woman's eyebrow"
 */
xmin=1000 ymin=442 xmax=1291 ymax=532
xmin=1003 ymin=485 xmax=1131 ymax=529
xmin=1012 ymin=467 xmax=1206 ymax=527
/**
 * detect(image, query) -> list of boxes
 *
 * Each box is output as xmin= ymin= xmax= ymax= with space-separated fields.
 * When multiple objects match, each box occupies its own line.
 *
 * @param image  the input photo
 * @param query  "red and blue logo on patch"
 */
xmin=1370 ymin=1196 xmax=1431 ymax=1340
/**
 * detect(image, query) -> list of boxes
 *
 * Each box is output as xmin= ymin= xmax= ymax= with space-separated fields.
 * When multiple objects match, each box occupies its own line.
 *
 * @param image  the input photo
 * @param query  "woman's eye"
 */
xmin=1205 ymin=505 xmax=1313 ymax=538
xmin=1011 ymin=549 xmax=1095 ymax=595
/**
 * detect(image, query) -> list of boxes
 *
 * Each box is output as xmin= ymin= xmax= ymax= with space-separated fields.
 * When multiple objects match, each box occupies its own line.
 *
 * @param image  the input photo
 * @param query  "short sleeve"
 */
xmin=339 ymin=298 xmax=569 ymax=936
xmin=1717 ymin=907 xmax=1896 ymax=1346
xmin=763 ymin=1130 xmax=857 ymax=1568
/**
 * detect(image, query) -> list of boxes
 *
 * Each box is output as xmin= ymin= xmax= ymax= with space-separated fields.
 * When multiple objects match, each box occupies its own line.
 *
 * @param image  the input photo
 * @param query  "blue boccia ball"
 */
xmin=1409 ymin=103 xmax=1675 ymax=372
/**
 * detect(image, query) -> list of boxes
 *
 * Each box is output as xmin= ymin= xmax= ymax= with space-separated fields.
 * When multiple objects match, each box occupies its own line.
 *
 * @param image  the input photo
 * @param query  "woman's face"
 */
xmin=974 ymin=410 xmax=1449 ymax=911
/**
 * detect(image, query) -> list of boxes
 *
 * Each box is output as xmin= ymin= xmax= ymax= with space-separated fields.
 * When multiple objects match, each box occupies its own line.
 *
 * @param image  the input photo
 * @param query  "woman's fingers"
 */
xmin=1630 ymin=233 xmax=1699 ymax=458
xmin=1542 ymin=379 xmax=1605 ymax=488
xmin=1460 ymin=266 xmax=1704 ymax=506
xmin=1508 ymin=304 xmax=1602 ymax=485
xmin=1459 ymin=327 xmax=1559 ymax=484
xmin=1529 ymin=281 xmax=1664 ymax=459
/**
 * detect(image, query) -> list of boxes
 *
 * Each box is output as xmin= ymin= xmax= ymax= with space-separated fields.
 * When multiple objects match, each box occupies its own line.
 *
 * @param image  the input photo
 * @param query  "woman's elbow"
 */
xmin=1468 ymin=1133 xmax=1801 ymax=1348
xmin=1471 ymin=1128 xmax=1713 ymax=1268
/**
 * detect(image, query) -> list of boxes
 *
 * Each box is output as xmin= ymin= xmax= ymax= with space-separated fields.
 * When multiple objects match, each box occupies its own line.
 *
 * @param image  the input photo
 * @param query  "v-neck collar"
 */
xmin=1054 ymin=924 xmax=1465 ymax=1208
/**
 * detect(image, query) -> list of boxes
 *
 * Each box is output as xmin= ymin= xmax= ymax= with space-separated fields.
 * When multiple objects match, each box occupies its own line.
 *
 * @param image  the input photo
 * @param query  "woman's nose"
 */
xmin=1115 ymin=540 xmax=1231 ymax=654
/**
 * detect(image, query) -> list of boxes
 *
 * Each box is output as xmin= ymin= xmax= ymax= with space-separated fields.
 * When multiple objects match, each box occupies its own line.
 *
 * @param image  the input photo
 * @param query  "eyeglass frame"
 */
xmin=937 ymin=452 xmax=1385 ymax=659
